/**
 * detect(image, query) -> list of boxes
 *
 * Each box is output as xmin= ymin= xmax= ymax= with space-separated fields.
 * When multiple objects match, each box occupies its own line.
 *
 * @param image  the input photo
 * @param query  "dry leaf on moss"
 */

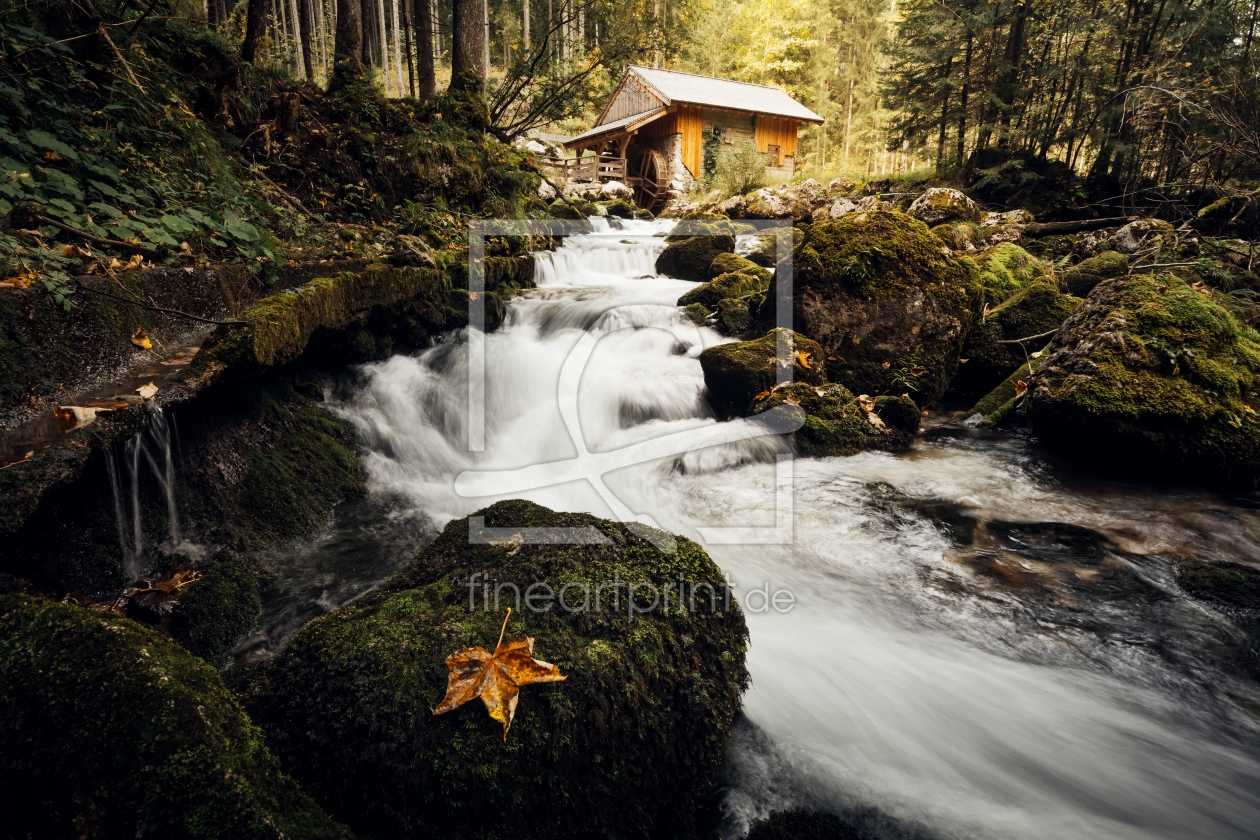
xmin=131 ymin=327 xmax=151 ymax=349
xmin=135 ymin=382 xmax=158 ymax=400
xmin=433 ymin=609 xmax=566 ymax=740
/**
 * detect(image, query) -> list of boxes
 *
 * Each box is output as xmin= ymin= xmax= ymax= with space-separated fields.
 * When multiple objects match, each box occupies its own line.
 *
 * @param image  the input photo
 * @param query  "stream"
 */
xmin=232 ymin=218 xmax=1260 ymax=839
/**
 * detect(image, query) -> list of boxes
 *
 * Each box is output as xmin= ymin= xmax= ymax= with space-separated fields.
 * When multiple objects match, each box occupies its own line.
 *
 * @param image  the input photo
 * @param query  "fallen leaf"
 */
xmin=135 ymin=382 xmax=158 ymax=400
xmin=921 ymin=407 xmax=930 ymax=415
xmin=43 ymin=150 xmax=61 ymax=161
xmin=153 ymin=564 xmax=200 ymax=592
xmin=794 ymin=350 xmax=812 ymax=370
xmin=126 ymin=254 xmax=143 ymax=270
xmin=54 ymin=406 xmax=109 ymax=424
xmin=753 ymin=390 xmax=771 ymax=402
xmin=815 ymin=388 xmax=826 ymax=397
xmin=881 ymin=361 xmax=891 ymax=370
xmin=131 ymin=327 xmax=152 ymax=349
xmin=959 ymin=358 xmax=970 ymax=364
xmin=784 ymin=395 xmax=801 ymax=406
xmin=868 ymin=412 xmax=887 ymax=431
xmin=469 ymin=291 xmax=479 ymax=300
xmin=62 ymin=244 xmax=92 ymax=260
xmin=1030 ymin=350 xmax=1044 ymax=358
xmin=1015 ymin=380 xmax=1028 ymax=397
xmin=858 ymin=394 xmax=876 ymax=413
xmin=178 ymin=242 xmax=192 ymax=256
xmin=433 ymin=609 xmax=565 ymax=740
xmin=1156 ymin=285 xmax=1168 ymax=294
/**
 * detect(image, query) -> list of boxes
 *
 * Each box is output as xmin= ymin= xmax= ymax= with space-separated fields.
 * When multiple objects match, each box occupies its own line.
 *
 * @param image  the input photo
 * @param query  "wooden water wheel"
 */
xmin=628 ymin=148 xmax=668 ymax=213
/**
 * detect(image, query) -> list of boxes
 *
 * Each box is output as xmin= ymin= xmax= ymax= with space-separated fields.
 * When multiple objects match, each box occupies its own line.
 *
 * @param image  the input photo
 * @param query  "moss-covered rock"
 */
xmin=715 ymin=297 xmax=752 ymax=335
xmin=711 ymin=252 xmax=773 ymax=284
xmin=1176 ymin=558 xmax=1260 ymax=611
xmin=600 ymin=198 xmax=638 ymax=219
xmin=953 ymin=280 xmax=1081 ymax=399
xmin=546 ymin=198 xmax=596 ymax=221
xmin=656 ymin=232 xmax=737 ymax=282
xmin=683 ymin=302 xmax=711 ymax=326
xmin=756 ymin=210 xmax=983 ymax=404
xmin=751 ymin=382 xmax=919 ymax=456
xmin=1062 ymin=250 xmax=1128 ymax=296
xmin=966 ymin=355 xmax=1044 ymax=422
xmin=251 ymin=500 xmax=749 ymax=840
xmin=907 ymin=187 xmax=983 ymax=226
xmin=0 ymin=594 xmax=348 ymax=839
xmin=975 ymin=242 xmax=1050 ymax=304
xmin=1027 ymin=274 xmax=1260 ymax=486
xmin=698 ymin=329 xmax=825 ymax=419
xmin=171 ymin=550 xmax=266 ymax=665
xmin=677 ymin=272 xmax=766 ymax=309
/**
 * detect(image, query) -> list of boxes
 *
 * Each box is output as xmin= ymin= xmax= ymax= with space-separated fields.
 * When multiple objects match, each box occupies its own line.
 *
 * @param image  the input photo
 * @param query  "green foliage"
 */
xmin=702 ymin=126 xmax=726 ymax=180
xmin=714 ymin=138 xmax=771 ymax=195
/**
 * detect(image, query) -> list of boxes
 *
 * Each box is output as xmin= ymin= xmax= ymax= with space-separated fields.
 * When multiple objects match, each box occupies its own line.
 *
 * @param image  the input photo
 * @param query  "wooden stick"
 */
xmin=1022 ymin=217 xmax=1138 ymax=238
xmin=997 ymin=328 xmax=1058 ymax=344
xmin=97 ymin=23 xmax=145 ymax=93
xmin=255 ymin=169 xmax=313 ymax=216
xmin=495 ymin=607 xmax=512 ymax=652
xmin=75 ymin=283 xmax=247 ymax=326
xmin=33 ymin=215 xmax=160 ymax=256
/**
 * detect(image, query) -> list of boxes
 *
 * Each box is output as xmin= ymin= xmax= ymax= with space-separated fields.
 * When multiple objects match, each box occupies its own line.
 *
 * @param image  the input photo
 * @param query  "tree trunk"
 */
xmin=416 ymin=0 xmax=436 ymax=97
xmin=297 ymin=0 xmax=314 ymax=80
xmin=377 ymin=0 xmax=389 ymax=86
xmin=315 ymin=0 xmax=329 ymax=74
xmin=392 ymin=0 xmax=404 ymax=92
xmin=242 ymin=0 xmax=269 ymax=63
xmin=450 ymin=0 xmax=487 ymax=90
xmin=434 ymin=0 xmax=442 ymax=64
xmin=279 ymin=0 xmax=290 ymax=60
xmin=936 ymin=55 xmax=952 ymax=174
xmin=523 ymin=0 xmax=529 ymax=51
xmin=482 ymin=0 xmax=490 ymax=74
xmin=333 ymin=0 xmax=363 ymax=69
xmin=843 ymin=77 xmax=853 ymax=170
xmin=956 ymin=34 xmax=972 ymax=166
xmin=403 ymin=0 xmax=415 ymax=96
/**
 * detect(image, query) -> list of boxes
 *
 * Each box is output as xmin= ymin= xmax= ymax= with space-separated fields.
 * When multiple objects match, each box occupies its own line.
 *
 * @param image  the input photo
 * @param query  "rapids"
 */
xmin=235 ymin=218 xmax=1260 ymax=839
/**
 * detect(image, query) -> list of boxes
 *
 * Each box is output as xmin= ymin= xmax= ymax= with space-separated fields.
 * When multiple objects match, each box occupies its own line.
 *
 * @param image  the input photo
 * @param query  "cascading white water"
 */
xmin=319 ymin=219 xmax=1260 ymax=839
xmin=110 ymin=407 xmax=193 ymax=575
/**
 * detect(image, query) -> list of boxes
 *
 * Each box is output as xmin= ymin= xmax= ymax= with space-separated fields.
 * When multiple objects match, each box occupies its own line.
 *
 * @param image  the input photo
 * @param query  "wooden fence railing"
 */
xmin=541 ymin=156 xmax=627 ymax=183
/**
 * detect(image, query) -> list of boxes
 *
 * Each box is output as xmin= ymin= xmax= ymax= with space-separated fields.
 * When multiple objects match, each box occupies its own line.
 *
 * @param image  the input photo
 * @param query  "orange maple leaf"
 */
xmin=432 ymin=609 xmax=566 ymax=740
xmin=794 ymin=350 xmax=812 ymax=370
xmin=753 ymin=390 xmax=771 ymax=401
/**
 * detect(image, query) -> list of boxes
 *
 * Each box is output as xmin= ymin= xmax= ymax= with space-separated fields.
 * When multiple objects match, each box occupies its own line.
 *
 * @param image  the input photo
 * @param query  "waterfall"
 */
xmin=260 ymin=217 xmax=1260 ymax=839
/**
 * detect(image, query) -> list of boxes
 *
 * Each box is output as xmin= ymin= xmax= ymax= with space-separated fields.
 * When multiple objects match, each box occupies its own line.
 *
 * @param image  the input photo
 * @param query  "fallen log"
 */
xmin=1021 ymin=216 xmax=1137 ymax=238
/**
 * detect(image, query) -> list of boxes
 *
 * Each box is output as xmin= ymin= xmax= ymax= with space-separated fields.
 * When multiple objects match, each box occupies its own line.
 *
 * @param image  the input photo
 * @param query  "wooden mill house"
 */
xmin=561 ymin=66 xmax=824 ymax=212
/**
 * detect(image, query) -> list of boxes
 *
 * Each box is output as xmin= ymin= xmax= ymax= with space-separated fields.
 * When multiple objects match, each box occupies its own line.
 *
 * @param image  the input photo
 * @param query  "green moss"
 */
xmin=186 ymin=264 xmax=452 ymax=382
xmin=715 ymin=297 xmax=752 ymax=335
xmin=683 ymin=302 xmax=710 ymax=326
xmin=229 ymin=389 xmax=365 ymax=548
xmin=968 ymin=355 xmax=1044 ymax=419
xmin=769 ymin=210 xmax=983 ymax=404
xmin=711 ymin=252 xmax=773 ymax=284
xmin=655 ymin=233 xmax=736 ymax=283
xmin=752 ymin=382 xmax=919 ymax=456
xmin=677 ymin=272 xmax=766 ymax=308
xmin=171 ymin=551 xmax=266 ymax=665
xmin=0 ymin=594 xmax=348 ymax=839
xmin=251 ymin=500 xmax=749 ymax=840
xmin=1028 ymin=274 xmax=1260 ymax=486
xmin=1063 ymin=250 xmax=1128 ymax=296
xmin=600 ymin=199 xmax=638 ymax=219
xmin=954 ymin=281 xmax=1080 ymax=399
xmin=975 ymin=243 xmax=1050 ymax=304
xmin=698 ymin=329 xmax=826 ymax=419
xmin=1176 ymin=558 xmax=1260 ymax=610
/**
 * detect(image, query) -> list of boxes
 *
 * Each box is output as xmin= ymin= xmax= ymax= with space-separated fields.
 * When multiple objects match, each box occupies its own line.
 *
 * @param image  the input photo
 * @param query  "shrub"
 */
xmin=714 ymin=139 xmax=770 ymax=196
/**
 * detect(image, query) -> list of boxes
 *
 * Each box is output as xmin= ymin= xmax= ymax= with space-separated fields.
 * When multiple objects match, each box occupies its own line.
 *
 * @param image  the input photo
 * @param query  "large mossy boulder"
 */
xmin=698 ymin=328 xmax=826 ymax=419
xmin=907 ymin=187 xmax=983 ymax=226
xmin=0 ymin=594 xmax=347 ymax=839
xmin=756 ymin=210 xmax=983 ymax=404
xmin=656 ymin=225 xmax=736 ymax=282
xmin=952 ymin=280 xmax=1081 ymax=399
xmin=975 ymin=242 xmax=1050 ymax=303
xmin=251 ymin=500 xmax=749 ymax=840
xmin=711 ymin=252 xmax=773 ymax=284
xmin=964 ymin=355 xmax=1045 ymax=425
xmin=1027 ymin=274 xmax=1260 ymax=486
xmin=751 ymin=382 xmax=919 ymax=457
xmin=1063 ymin=250 xmax=1127 ymax=296
xmin=678 ymin=271 xmax=767 ymax=308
